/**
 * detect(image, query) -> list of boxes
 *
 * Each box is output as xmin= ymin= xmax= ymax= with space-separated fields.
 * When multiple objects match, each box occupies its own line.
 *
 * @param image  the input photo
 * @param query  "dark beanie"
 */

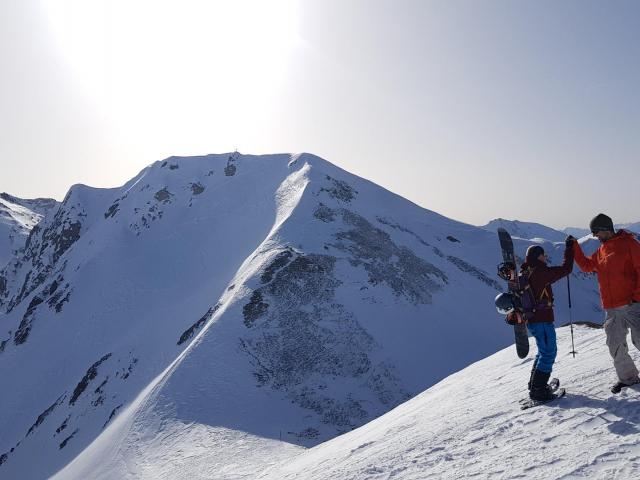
xmin=526 ymin=245 xmax=545 ymax=264
xmin=590 ymin=213 xmax=614 ymax=233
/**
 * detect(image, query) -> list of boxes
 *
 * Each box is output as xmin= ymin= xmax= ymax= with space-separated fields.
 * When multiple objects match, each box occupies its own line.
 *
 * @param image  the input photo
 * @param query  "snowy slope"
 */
xmin=0 ymin=153 xmax=605 ymax=479
xmin=0 ymin=193 xmax=57 ymax=267
xmin=259 ymin=324 xmax=640 ymax=480
xmin=482 ymin=218 xmax=567 ymax=242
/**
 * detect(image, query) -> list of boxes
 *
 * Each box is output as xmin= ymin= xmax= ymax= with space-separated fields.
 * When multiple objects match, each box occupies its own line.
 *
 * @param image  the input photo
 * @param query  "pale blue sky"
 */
xmin=1 ymin=0 xmax=638 ymax=228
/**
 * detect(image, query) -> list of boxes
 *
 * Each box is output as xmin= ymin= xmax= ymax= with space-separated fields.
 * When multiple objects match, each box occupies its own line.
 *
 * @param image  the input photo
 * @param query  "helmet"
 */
xmin=495 ymin=292 xmax=517 ymax=315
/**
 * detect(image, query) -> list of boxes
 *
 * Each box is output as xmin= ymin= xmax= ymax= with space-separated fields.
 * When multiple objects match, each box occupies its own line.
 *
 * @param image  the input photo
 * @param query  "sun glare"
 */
xmin=43 ymin=0 xmax=301 ymax=144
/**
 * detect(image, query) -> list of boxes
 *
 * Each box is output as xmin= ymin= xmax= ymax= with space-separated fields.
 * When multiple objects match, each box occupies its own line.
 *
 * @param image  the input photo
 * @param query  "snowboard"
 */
xmin=520 ymin=388 xmax=566 ymax=410
xmin=497 ymin=228 xmax=529 ymax=358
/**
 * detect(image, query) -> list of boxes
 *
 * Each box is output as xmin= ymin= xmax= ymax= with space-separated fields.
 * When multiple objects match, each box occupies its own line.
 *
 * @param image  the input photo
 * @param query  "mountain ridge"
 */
xmin=0 ymin=153 xmax=606 ymax=479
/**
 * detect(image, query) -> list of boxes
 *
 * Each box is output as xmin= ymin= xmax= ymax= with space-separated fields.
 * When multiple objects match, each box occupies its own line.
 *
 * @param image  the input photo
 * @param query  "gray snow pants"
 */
xmin=604 ymin=302 xmax=640 ymax=384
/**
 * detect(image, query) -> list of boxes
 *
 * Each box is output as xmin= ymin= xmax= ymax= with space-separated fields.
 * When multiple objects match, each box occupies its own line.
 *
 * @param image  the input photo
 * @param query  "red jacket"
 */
xmin=574 ymin=230 xmax=640 ymax=309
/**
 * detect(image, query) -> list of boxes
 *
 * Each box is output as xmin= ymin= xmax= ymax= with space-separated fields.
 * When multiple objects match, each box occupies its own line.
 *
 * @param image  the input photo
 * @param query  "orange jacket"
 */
xmin=574 ymin=230 xmax=640 ymax=309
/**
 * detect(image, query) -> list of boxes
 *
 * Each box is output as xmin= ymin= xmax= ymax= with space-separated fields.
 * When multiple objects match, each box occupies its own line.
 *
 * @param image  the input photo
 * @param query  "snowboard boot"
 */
xmin=528 ymin=358 xmax=539 ymax=391
xmin=611 ymin=379 xmax=640 ymax=394
xmin=529 ymin=370 xmax=555 ymax=401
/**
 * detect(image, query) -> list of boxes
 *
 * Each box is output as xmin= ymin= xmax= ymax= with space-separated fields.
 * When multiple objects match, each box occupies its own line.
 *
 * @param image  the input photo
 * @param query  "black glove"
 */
xmin=565 ymin=235 xmax=576 ymax=248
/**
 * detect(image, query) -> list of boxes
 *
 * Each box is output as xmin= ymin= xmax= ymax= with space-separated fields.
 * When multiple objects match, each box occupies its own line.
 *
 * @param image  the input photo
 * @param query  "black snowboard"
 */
xmin=497 ymin=228 xmax=529 ymax=358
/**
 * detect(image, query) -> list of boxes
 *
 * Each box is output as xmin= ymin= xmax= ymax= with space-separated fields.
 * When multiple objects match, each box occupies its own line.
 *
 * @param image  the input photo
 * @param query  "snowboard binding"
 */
xmin=497 ymin=261 xmax=516 ymax=281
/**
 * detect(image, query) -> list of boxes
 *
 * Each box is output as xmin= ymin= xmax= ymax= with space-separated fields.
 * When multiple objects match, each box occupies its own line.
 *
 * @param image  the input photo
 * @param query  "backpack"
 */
xmin=497 ymin=262 xmax=554 ymax=325
xmin=516 ymin=266 xmax=553 ymax=321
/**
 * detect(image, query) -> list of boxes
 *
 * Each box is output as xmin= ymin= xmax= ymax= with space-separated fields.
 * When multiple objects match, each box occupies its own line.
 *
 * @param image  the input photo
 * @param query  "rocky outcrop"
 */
xmin=13 ymin=295 xmax=43 ymax=345
xmin=328 ymin=208 xmax=448 ymax=304
xmin=27 ymin=396 xmax=65 ymax=437
xmin=319 ymin=175 xmax=358 ymax=203
xmin=3 ymin=190 xmax=84 ymax=313
xmin=224 ymin=152 xmax=239 ymax=176
xmin=70 ymin=353 xmax=112 ymax=406
xmin=240 ymin=248 xmax=409 ymax=432
xmin=177 ymin=304 xmax=221 ymax=345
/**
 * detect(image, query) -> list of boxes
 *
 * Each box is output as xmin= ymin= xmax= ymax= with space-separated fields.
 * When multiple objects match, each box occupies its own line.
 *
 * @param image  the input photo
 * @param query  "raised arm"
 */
xmin=538 ymin=243 xmax=575 ymax=285
xmin=573 ymin=239 xmax=597 ymax=273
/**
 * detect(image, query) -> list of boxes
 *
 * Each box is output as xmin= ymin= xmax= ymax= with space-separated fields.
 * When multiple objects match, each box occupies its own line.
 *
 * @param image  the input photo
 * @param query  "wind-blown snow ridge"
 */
xmin=259 ymin=325 xmax=640 ymax=480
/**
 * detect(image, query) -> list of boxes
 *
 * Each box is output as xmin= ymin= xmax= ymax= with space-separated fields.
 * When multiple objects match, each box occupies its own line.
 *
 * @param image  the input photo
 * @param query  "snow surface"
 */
xmin=0 ymin=153 xmax=616 ymax=479
xmin=259 ymin=324 xmax=640 ymax=480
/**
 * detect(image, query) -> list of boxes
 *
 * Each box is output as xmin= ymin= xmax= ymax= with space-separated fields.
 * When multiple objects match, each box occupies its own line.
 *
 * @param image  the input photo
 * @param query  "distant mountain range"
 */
xmin=481 ymin=218 xmax=640 ymax=242
xmin=563 ymin=222 xmax=640 ymax=238
xmin=480 ymin=218 xmax=568 ymax=242
xmin=0 ymin=193 xmax=58 ymax=267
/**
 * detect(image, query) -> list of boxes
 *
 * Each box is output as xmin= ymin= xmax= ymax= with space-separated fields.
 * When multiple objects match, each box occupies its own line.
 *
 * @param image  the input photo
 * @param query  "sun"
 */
xmin=42 ymin=0 xmax=301 ymax=143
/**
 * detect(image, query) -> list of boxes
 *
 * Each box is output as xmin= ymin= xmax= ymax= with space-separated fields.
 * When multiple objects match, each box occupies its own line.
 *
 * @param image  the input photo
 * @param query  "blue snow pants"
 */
xmin=527 ymin=322 xmax=557 ymax=374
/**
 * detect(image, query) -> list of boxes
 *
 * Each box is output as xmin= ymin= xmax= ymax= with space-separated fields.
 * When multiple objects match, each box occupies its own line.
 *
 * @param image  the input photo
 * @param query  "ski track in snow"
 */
xmin=259 ymin=326 xmax=640 ymax=480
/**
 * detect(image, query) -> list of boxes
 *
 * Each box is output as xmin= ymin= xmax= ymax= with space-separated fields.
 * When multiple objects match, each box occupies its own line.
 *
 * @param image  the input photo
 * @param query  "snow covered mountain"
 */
xmin=615 ymin=222 xmax=640 ymax=234
xmin=0 ymin=193 xmax=58 ymax=267
xmin=564 ymin=222 xmax=640 ymax=239
xmin=481 ymin=218 xmax=567 ymax=242
xmin=258 ymin=324 xmax=640 ymax=479
xmin=0 ymin=192 xmax=59 ymax=217
xmin=563 ymin=226 xmax=591 ymax=238
xmin=0 ymin=153 xmax=604 ymax=479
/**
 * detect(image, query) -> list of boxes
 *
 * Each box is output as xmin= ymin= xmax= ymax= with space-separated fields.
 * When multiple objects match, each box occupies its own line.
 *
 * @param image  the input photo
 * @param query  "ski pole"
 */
xmin=567 ymin=275 xmax=576 ymax=357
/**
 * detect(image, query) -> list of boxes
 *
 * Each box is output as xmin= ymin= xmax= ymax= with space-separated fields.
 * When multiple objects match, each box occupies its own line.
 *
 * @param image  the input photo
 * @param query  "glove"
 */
xmin=565 ymin=235 xmax=576 ymax=248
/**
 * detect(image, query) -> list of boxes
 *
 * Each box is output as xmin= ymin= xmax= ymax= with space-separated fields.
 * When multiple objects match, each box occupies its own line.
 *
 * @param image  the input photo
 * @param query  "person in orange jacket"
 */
xmin=572 ymin=213 xmax=640 ymax=394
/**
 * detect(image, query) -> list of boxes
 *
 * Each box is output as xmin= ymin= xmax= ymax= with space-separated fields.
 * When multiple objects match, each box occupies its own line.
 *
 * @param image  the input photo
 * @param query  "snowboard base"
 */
xmin=514 ymin=322 xmax=529 ymax=358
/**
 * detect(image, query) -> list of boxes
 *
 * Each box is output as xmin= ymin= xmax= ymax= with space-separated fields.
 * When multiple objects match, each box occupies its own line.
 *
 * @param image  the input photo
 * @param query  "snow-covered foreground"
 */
xmin=260 ymin=324 xmax=640 ymax=480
